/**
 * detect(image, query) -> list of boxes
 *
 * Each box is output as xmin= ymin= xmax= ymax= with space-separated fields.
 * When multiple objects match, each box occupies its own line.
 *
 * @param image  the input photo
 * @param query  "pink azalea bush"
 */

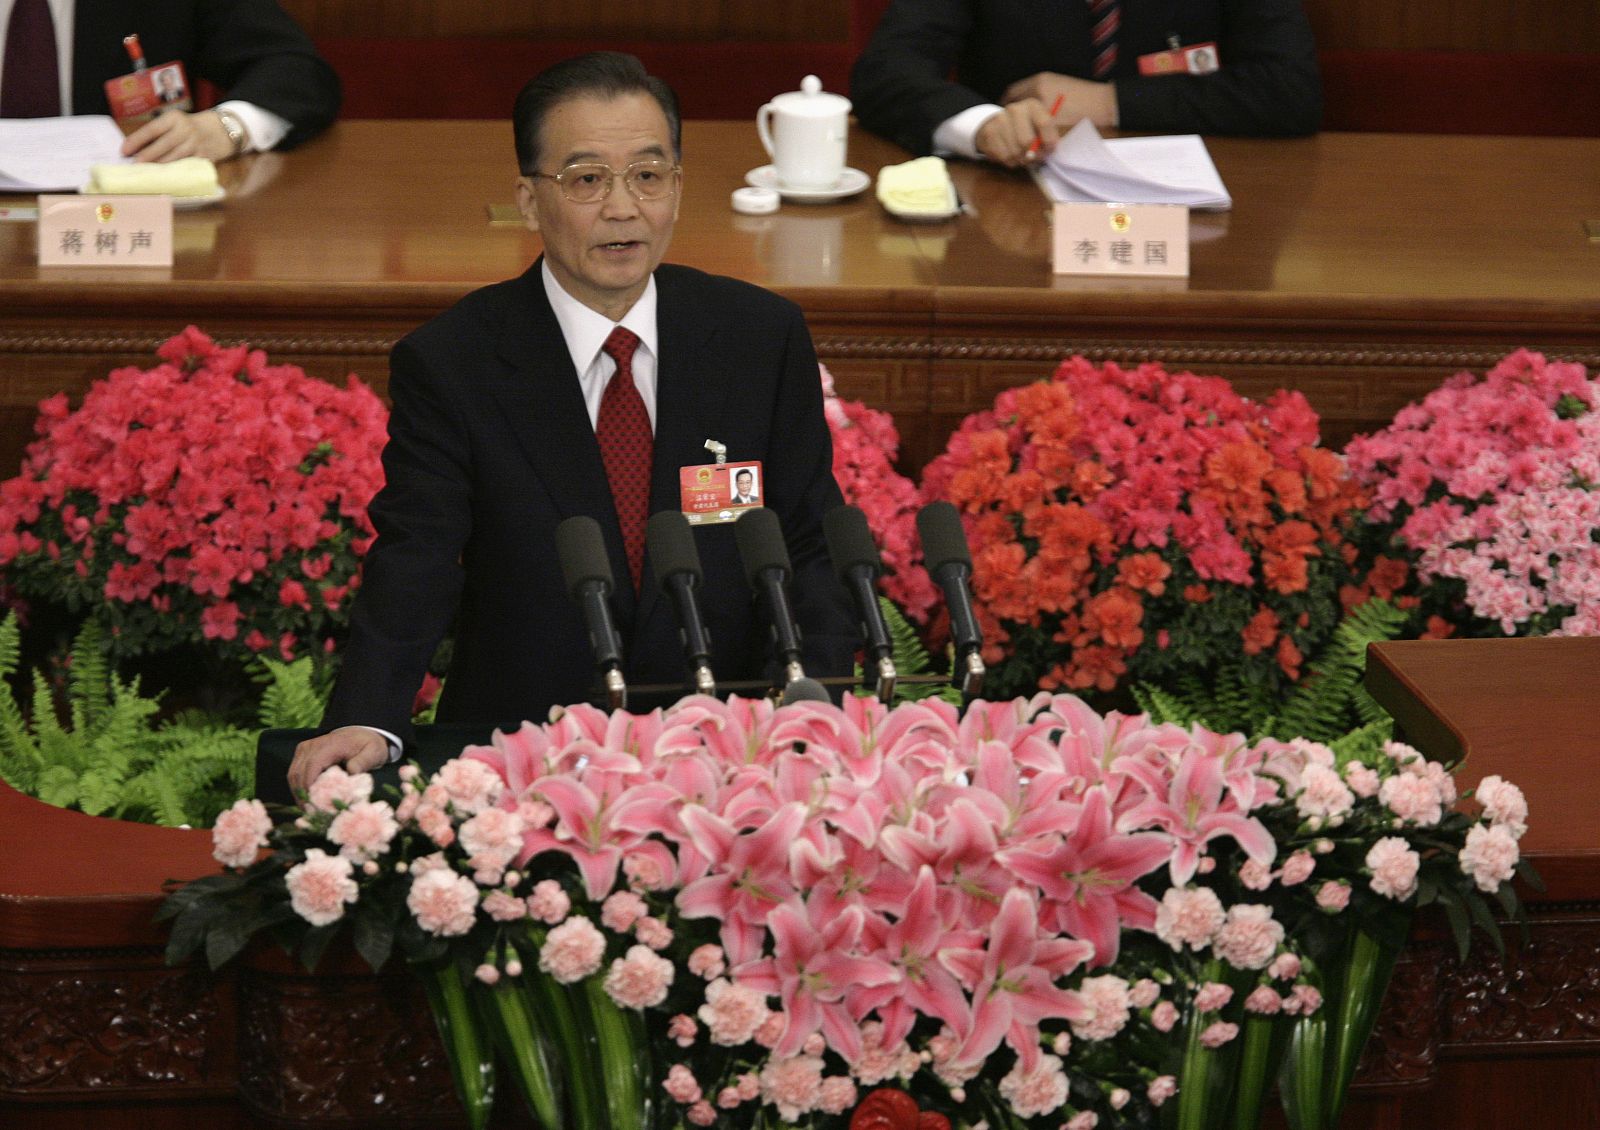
xmin=820 ymin=364 xmax=937 ymax=624
xmin=168 ymin=693 xmax=1530 ymax=1128
xmin=920 ymin=357 xmax=1373 ymax=699
xmin=1345 ymin=349 xmax=1600 ymax=638
xmin=0 ymin=326 xmax=386 ymax=665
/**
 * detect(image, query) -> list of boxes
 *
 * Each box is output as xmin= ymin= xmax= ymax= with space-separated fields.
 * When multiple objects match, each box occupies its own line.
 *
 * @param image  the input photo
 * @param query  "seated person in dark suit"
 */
xmin=288 ymin=52 xmax=856 ymax=794
xmin=0 ymin=0 xmax=340 ymax=162
xmin=850 ymin=0 xmax=1321 ymax=167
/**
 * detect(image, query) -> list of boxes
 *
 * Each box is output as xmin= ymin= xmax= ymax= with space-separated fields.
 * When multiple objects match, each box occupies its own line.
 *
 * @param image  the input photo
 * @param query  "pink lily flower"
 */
xmin=1114 ymin=744 xmax=1277 ymax=886
xmin=677 ymin=802 xmax=808 ymax=966
xmin=854 ymin=867 xmax=982 ymax=1048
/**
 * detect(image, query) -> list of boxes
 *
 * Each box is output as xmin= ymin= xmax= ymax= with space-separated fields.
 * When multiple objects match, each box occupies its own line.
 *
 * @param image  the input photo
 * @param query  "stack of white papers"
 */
xmin=1036 ymin=119 xmax=1231 ymax=212
xmin=0 ymin=116 xmax=129 ymax=192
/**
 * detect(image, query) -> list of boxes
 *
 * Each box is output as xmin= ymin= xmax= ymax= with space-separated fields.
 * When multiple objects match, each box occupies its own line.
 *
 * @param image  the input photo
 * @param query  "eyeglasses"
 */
xmin=527 ymin=159 xmax=681 ymax=203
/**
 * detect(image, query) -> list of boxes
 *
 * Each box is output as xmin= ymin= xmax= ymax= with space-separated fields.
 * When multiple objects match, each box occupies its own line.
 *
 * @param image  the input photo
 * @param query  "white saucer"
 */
xmin=745 ymin=165 xmax=870 ymax=204
xmin=78 ymin=185 xmax=226 ymax=210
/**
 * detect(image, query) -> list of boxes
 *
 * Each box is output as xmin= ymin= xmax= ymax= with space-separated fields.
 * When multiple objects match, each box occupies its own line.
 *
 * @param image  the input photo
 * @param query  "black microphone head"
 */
xmin=823 ymin=505 xmax=883 ymax=582
xmin=555 ymin=515 xmax=614 ymax=599
xmin=779 ymin=676 xmax=832 ymax=705
xmin=917 ymin=501 xmax=973 ymax=574
xmin=647 ymin=510 xmax=703 ymax=593
xmin=733 ymin=506 xmax=792 ymax=588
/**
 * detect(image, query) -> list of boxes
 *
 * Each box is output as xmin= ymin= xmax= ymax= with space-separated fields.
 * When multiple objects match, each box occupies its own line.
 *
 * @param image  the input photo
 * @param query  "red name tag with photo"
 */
xmin=1137 ymin=42 xmax=1221 ymax=76
xmin=679 ymin=460 xmax=763 ymax=525
xmin=103 ymin=61 xmax=193 ymax=132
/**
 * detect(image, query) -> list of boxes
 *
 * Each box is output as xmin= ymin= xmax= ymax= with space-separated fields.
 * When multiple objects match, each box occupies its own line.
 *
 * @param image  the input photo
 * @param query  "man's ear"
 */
xmin=514 ymin=176 xmax=541 ymax=233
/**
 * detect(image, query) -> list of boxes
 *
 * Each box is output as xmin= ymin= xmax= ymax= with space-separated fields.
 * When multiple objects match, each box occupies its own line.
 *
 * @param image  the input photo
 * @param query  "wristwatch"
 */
xmin=213 ymin=108 xmax=249 ymax=158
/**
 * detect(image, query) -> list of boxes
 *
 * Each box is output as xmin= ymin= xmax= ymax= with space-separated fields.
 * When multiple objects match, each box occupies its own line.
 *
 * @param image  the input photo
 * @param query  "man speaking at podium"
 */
xmin=288 ymin=53 xmax=855 ymax=794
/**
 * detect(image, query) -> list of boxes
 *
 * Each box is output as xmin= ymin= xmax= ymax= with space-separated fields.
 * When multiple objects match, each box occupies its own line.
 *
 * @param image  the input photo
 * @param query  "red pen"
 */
xmin=1027 ymin=94 xmax=1067 ymax=158
xmin=123 ymin=34 xmax=147 ymax=73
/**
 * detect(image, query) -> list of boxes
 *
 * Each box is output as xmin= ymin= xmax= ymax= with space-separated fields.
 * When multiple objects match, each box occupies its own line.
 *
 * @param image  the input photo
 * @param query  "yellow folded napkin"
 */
xmin=86 ymin=157 xmax=219 ymax=197
xmin=876 ymin=156 xmax=957 ymax=217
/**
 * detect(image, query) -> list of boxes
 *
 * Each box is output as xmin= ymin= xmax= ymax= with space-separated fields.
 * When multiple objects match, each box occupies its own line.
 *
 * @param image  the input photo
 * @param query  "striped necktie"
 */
xmin=597 ymin=326 xmax=653 ymax=590
xmin=1 ymin=0 xmax=62 ymax=118
xmin=1087 ymin=0 xmax=1120 ymax=80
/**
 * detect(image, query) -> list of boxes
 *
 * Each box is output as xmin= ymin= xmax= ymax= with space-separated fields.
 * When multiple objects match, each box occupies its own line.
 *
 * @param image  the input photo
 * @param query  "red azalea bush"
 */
xmin=1344 ymin=349 xmax=1600 ymax=639
xmin=0 ymin=326 xmax=386 ymax=667
xmin=920 ymin=357 xmax=1372 ymax=700
xmin=821 ymin=364 xmax=937 ymax=623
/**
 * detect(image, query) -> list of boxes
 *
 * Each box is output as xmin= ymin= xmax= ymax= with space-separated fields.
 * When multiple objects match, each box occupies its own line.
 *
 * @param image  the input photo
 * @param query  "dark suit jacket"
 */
xmin=850 ymin=0 xmax=1321 ymax=155
xmin=71 ymin=0 xmax=340 ymax=148
xmin=323 ymin=262 xmax=858 ymax=744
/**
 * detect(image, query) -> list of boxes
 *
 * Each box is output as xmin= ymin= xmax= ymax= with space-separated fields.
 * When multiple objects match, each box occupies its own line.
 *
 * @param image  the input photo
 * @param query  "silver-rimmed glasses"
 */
xmin=527 ymin=159 xmax=681 ymax=203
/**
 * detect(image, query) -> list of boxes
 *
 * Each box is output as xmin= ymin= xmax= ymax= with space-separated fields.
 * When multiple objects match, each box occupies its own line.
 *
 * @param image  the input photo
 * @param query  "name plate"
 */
xmin=38 ymin=195 xmax=173 ymax=267
xmin=1051 ymin=202 xmax=1188 ymax=277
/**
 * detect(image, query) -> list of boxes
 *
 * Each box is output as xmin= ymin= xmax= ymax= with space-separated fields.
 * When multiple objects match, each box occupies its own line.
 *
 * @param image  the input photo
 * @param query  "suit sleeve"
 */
xmin=766 ymin=304 xmax=860 ymax=680
xmin=1114 ymin=0 xmax=1321 ymax=137
xmin=190 ymin=0 xmax=341 ymax=147
xmin=850 ymin=0 xmax=990 ymax=156
xmin=322 ymin=338 xmax=470 ymax=742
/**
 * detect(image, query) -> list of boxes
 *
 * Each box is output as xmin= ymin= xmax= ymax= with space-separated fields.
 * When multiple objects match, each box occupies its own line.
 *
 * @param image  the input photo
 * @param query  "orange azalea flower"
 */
xmin=1240 ymin=606 xmax=1279 ymax=655
xmin=1071 ymin=460 xmax=1113 ymax=500
xmin=1421 ymin=615 xmax=1456 ymax=640
xmin=996 ymin=468 xmax=1047 ymax=514
xmin=1276 ymin=633 xmax=1304 ymax=680
xmin=1262 ymin=551 xmax=1309 ymax=594
xmin=1183 ymin=583 xmax=1212 ymax=604
xmin=1084 ymin=587 xmax=1144 ymax=649
xmin=1067 ymin=644 xmax=1128 ymax=692
xmin=1116 ymin=552 xmax=1171 ymax=595
xmin=1012 ymin=381 xmax=1077 ymax=435
xmin=1264 ymin=466 xmax=1308 ymax=514
xmin=1207 ymin=442 xmax=1273 ymax=493
xmin=1367 ymin=556 xmax=1409 ymax=600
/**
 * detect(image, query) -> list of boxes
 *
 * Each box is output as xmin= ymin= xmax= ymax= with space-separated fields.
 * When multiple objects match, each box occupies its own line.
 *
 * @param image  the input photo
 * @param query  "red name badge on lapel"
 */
xmin=679 ymin=460 xmax=763 ymax=525
xmin=1137 ymin=42 xmax=1221 ymax=76
xmin=104 ymin=61 xmax=194 ymax=132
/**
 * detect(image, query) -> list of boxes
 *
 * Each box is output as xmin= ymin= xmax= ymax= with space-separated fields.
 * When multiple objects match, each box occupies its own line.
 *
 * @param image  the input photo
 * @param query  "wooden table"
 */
xmin=3 ymin=122 xmax=1598 ymax=474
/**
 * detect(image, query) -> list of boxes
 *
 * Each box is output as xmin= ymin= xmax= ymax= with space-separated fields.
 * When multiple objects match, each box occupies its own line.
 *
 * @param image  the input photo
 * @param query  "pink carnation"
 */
xmin=211 ymin=798 xmax=272 ymax=868
xmin=1296 ymin=763 xmax=1355 ymax=824
xmin=818 ymin=1076 xmax=858 ymax=1115
xmin=1150 ymin=1001 xmax=1179 ymax=1032
xmin=527 ymin=879 xmax=571 ymax=924
xmin=482 ymin=890 xmax=528 ymax=922
xmin=1238 ymin=858 xmax=1273 ymax=890
xmin=406 ymin=868 xmax=478 ymax=936
xmin=1071 ymin=975 xmax=1132 ymax=1040
xmin=1284 ymin=984 xmax=1323 ymax=1014
xmin=1148 ymin=1075 xmax=1178 ymax=1106
xmin=602 ymin=890 xmax=649 ymax=932
xmin=1366 ymin=836 xmax=1421 ymax=900
xmin=758 ymin=1054 xmax=825 ymax=1122
xmin=1268 ymin=952 xmax=1302 ymax=980
xmin=1243 ymin=985 xmax=1283 ymax=1014
xmin=634 ymin=915 xmax=674 ymax=950
xmin=1279 ymin=850 xmax=1315 ymax=886
xmin=1192 ymin=982 xmax=1234 ymax=1012
xmin=1345 ymin=762 xmax=1381 ymax=798
xmin=1154 ymin=885 xmax=1225 ymax=951
xmin=458 ymin=807 xmax=525 ymax=879
xmin=1380 ymin=772 xmax=1444 ymax=827
xmin=327 ymin=800 xmax=399 ymax=863
xmin=687 ymin=944 xmax=726 ymax=979
xmin=1474 ymin=775 xmax=1529 ymax=838
xmin=306 ymin=765 xmax=373 ymax=813
xmin=1200 ymin=1021 xmax=1240 ymax=1048
xmin=1315 ymin=880 xmax=1351 ymax=911
xmin=285 ymin=848 xmax=358 ymax=926
xmin=539 ymin=916 xmax=606 ymax=983
xmin=1129 ymin=978 xmax=1160 ymax=1008
xmin=1213 ymin=904 xmax=1284 ymax=970
xmin=998 ymin=1053 xmax=1070 ymax=1119
xmin=1459 ymin=822 xmax=1520 ymax=892
xmin=433 ymin=757 xmax=504 ymax=815
xmin=605 ymin=944 xmax=676 ymax=1009
xmin=686 ymin=1101 xmax=716 ymax=1126
xmin=1065 ymin=1113 xmax=1099 ymax=1130
xmin=698 ymin=978 xmax=772 ymax=1046
xmin=663 ymin=1064 xmax=702 ymax=1105
xmin=668 ymin=1014 xmax=698 ymax=1047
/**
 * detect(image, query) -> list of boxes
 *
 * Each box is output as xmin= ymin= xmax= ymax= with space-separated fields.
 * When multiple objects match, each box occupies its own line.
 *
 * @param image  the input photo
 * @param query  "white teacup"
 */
xmin=756 ymin=75 xmax=851 ymax=192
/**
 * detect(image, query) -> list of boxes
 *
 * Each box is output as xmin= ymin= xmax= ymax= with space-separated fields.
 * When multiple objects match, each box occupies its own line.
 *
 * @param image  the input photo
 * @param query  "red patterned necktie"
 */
xmin=1087 ymin=0 xmax=1120 ymax=80
xmin=597 ymin=326 xmax=653 ymax=590
xmin=1 ymin=0 xmax=61 ymax=118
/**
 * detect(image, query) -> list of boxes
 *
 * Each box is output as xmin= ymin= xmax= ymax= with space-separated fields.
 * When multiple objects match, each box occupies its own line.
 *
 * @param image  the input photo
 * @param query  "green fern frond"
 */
xmin=1270 ymin=600 xmax=1407 ymax=744
xmin=66 ymin=620 xmax=110 ymax=733
xmin=0 ymin=614 xmax=42 ymax=790
xmin=256 ymin=657 xmax=330 ymax=729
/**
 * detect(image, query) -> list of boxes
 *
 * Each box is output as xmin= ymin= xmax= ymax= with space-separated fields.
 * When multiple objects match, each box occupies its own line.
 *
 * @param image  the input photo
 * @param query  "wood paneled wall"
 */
xmin=278 ymin=0 xmax=848 ymax=41
xmin=280 ymin=0 xmax=1599 ymax=53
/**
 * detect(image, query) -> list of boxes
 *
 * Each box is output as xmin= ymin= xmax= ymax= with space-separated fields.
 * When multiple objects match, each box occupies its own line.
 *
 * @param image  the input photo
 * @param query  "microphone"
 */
xmin=779 ymin=677 xmax=832 ymax=705
xmin=916 ymin=501 xmax=986 ymax=699
xmin=733 ymin=507 xmax=807 ymax=691
xmin=823 ymin=505 xmax=897 ymax=702
xmin=647 ymin=511 xmax=716 ymax=697
xmin=555 ymin=515 xmax=627 ymax=710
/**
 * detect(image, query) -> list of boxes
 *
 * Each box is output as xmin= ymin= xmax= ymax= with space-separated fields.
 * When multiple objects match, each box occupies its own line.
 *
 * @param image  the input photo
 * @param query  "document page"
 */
xmin=1036 ymin=119 xmax=1231 ymax=211
xmin=0 ymin=117 xmax=129 ymax=192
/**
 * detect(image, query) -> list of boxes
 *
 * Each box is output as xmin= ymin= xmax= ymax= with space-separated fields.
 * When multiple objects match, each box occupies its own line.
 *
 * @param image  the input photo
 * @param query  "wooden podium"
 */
xmin=1341 ymin=637 xmax=1600 ymax=1129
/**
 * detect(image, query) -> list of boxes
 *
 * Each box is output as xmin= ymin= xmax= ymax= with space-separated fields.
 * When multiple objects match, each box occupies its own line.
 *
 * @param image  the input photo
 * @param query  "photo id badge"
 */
xmin=104 ymin=61 xmax=194 ymax=131
xmin=1137 ymin=42 xmax=1220 ymax=76
xmin=679 ymin=460 xmax=763 ymax=525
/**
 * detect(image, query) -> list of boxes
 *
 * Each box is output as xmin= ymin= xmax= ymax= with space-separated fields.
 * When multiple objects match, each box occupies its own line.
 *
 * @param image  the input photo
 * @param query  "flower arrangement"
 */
xmin=1344 ymin=349 xmax=1600 ymax=639
xmin=821 ymin=364 xmax=937 ymax=624
xmin=0 ymin=327 xmax=387 ymax=668
xmin=919 ymin=358 xmax=1373 ymax=701
xmin=164 ymin=691 xmax=1530 ymax=1130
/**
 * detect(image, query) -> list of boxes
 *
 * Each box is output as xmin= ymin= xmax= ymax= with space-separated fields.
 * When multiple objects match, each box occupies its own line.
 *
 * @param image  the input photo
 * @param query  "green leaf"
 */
xmin=351 ymin=905 xmax=396 ymax=972
xmin=204 ymin=910 xmax=259 ymax=970
xmin=298 ymin=922 xmax=340 ymax=972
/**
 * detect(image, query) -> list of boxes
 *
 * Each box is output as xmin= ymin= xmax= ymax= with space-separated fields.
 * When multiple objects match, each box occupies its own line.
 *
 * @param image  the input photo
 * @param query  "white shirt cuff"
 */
xmin=217 ymin=99 xmax=291 ymax=153
xmin=351 ymin=725 xmax=405 ymax=764
xmin=933 ymin=104 xmax=1004 ymax=160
